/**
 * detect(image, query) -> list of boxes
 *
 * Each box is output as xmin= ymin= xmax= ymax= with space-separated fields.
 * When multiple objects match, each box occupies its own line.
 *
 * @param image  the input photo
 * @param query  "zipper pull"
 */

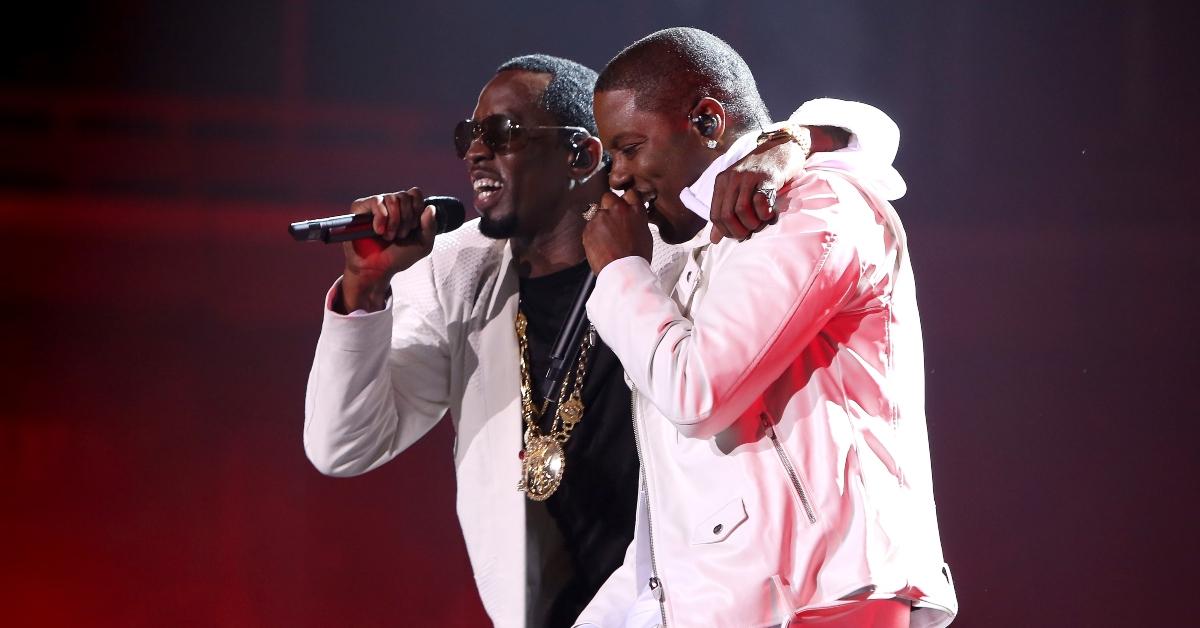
xmin=759 ymin=412 xmax=776 ymax=438
xmin=649 ymin=576 xmax=664 ymax=601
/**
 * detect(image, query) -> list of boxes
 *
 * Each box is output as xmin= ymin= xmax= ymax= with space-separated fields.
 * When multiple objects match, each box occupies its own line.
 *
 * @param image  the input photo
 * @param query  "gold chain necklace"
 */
xmin=515 ymin=309 xmax=594 ymax=501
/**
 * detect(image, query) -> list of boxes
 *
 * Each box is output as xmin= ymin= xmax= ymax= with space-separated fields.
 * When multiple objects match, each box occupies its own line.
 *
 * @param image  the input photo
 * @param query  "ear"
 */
xmin=688 ymin=97 xmax=728 ymax=145
xmin=568 ymin=134 xmax=605 ymax=181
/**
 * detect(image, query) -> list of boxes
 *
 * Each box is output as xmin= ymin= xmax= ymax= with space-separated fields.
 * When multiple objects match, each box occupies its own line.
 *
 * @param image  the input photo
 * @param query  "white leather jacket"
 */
xmin=577 ymin=102 xmax=958 ymax=628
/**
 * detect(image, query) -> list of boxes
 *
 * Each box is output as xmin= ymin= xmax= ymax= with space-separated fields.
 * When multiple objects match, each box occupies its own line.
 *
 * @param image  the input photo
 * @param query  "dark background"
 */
xmin=2 ymin=1 xmax=1197 ymax=626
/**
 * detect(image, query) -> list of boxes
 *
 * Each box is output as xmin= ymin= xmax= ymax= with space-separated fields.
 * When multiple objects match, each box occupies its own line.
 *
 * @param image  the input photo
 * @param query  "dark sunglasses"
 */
xmin=453 ymin=114 xmax=590 ymax=159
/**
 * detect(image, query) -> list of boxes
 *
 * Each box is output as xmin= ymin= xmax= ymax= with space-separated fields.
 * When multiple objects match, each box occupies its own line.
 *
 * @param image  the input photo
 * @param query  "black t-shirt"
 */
xmin=518 ymin=262 xmax=639 ymax=628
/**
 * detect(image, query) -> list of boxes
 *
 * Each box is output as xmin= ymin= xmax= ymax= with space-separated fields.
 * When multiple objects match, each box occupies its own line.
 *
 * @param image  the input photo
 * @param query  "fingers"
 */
xmin=380 ymin=194 xmax=401 ymax=240
xmin=732 ymin=176 xmax=764 ymax=236
xmin=347 ymin=194 xmax=390 ymax=238
xmin=709 ymin=223 xmax=727 ymax=244
xmin=417 ymin=203 xmax=437 ymax=248
xmin=750 ymin=184 xmax=775 ymax=226
xmin=366 ymin=187 xmax=426 ymax=242
xmin=602 ymin=191 xmax=631 ymax=213
xmin=581 ymin=212 xmax=598 ymax=249
xmin=711 ymin=174 xmax=780 ymax=243
xmin=620 ymin=188 xmax=645 ymax=213
xmin=342 ymin=188 xmax=435 ymax=287
xmin=709 ymin=171 xmax=737 ymax=241
xmin=393 ymin=187 xmax=425 ymax=242
xmin=581 ymin=218 xmax=605 ymax=274
xmin=711 ymin=138 xmax=798 ymax=242
xmin=718 ymin=177 xmax=753 ymax=242
xmin=346 ymin=195 xmax=389 ymax=260
xmin=750 ymin=176 xmax=775 ymax=223
xmin=713 ymin=171 xmax=771 ymax=242
xmin=346 ymin=188 xmax=428 ymax=260
xmin=585 ymin=190 xmax=654 ymax=274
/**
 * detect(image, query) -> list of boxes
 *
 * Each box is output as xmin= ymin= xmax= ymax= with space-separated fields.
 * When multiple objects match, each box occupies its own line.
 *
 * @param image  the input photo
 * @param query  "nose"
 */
xmin=464 ymin=134 xmax=492 ymax=164
xmin=607 ymin=156 xmax=632 ymax=191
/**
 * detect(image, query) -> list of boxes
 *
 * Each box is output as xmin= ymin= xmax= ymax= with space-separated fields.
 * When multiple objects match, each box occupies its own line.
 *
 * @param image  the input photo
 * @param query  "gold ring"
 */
xmin=582 ymin=203 xmax=600 ymax=222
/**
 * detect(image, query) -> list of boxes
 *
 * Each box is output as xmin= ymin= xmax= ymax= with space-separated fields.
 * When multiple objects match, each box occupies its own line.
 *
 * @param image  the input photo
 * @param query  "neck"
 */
xmin=672 ymin=211 xmax=709 ymax=243
xmin=511 ymin=200 xmax=591 ymax=278
xmin=669 ymin=148 xmax=722 ymax=242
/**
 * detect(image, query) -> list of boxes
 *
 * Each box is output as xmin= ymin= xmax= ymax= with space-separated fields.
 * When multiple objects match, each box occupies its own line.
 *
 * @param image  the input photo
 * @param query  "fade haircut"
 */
xmin=596 ymin=27 xmax=770 ymax=135
xmin=496 ymin=54 xmax=598 ymax=135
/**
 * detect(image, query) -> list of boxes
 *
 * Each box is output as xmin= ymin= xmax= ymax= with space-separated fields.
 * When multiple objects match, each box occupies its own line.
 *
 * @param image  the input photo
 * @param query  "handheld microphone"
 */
xmin=540 ymin=271 xmax=597 ymax=402
xmin=288 ymin=196 xmax=466 ymax=243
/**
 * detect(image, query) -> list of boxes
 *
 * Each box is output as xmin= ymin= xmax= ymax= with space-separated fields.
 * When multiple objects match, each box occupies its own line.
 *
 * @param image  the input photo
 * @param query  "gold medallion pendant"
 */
xmin=514 ymin=310 xmax=595 ymax=502
xmin=518 ymin=433 xmax=565 ymax=501
xmin=559 ymin=398 xmax=584 ymax=425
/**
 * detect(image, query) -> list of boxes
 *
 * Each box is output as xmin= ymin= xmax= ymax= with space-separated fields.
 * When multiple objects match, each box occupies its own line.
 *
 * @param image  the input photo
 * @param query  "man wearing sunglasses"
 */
xmin=576 ymin=28 xmax=957 ymax=627
xmin=303 ymin=53 xmax=868 ymax=627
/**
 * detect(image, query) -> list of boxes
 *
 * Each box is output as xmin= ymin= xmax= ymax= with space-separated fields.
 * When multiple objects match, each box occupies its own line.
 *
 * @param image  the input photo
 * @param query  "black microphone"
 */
xmin=540 ymin=271 xmax=597 ymax=402
xmin=288 ymin=196 xmax=466 ymax=243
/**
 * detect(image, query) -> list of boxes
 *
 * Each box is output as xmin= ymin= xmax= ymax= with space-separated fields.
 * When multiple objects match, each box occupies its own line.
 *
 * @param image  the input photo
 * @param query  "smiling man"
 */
xmin=301 ymin=54 xmax=825 ymax=627
xmin=578 ymin=28 xmax=958 ymax=627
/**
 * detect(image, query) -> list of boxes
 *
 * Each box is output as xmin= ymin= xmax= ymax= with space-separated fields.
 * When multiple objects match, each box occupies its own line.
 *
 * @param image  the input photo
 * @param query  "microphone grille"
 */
xmin=426 ymin=196 xmax=466 ymax=233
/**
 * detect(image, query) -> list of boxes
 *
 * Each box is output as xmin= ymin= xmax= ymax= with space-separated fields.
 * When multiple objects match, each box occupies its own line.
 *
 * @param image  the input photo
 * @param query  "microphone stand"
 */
xmin=539 ymin=272 xmax=597 ymax=410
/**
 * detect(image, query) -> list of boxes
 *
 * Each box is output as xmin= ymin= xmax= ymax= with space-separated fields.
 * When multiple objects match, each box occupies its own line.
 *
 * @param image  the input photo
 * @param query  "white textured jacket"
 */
xmin=576 ymin=104 xmax=958 ymax=627
xmin=304 ymin=217 xmax=687 ymax=627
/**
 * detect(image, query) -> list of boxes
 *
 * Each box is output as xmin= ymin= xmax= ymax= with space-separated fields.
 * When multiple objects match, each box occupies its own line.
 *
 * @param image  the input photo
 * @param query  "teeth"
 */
xmin=473 ymin=178 xmax=503 ymax=191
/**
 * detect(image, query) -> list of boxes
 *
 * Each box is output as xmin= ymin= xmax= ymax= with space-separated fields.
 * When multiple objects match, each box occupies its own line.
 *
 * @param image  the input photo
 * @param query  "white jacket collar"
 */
xmin=678 ymin=98 xmax=907 ymax=233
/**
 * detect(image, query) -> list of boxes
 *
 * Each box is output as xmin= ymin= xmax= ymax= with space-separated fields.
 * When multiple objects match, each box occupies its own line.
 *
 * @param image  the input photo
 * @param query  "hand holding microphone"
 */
xmin=290 ymin=188 xmax=464 ymax=312
xmin=289 ymin=193 xmax=464 ymax=245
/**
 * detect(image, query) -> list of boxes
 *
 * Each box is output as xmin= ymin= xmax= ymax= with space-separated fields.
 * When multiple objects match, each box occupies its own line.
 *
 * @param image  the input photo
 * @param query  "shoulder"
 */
xmin=776 ymin=169 xmax=880 ymax=233
xmin=428 ymin=216 xmax=499 ymax=255
xmin=392 ymin=217 xmax=507 ymax=304
xmin=770 ymin=170 xmax=903 ymax=281
xmin=426 ymin=217 xmax=507 ymax=275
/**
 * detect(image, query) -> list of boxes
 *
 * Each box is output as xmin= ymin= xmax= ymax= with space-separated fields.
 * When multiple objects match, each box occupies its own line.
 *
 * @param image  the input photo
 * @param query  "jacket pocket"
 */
xmin=760 ymin=413 xmax=818 ymax=525
xmin=689 ymin=497 xmax=748 ymax=545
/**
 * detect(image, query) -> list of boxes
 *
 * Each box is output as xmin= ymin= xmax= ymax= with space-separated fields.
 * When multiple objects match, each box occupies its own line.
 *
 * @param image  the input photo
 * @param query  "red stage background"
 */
xmin=2 ymin=2 xmax=1198 ymax=626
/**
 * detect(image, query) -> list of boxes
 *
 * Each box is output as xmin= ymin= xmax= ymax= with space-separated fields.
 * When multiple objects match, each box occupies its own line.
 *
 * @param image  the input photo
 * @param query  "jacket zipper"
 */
xmin=631 ymin=386 xmax=668 ymax=627
xmin=760 ymin=413 xmax=817 ymax=524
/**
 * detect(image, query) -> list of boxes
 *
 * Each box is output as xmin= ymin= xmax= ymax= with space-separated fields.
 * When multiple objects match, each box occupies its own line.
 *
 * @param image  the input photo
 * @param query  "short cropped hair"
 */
xmin=596 ymin=27 xmax=770 ymax=134
xmin=496 ymin=54 xmax=598 ymax=135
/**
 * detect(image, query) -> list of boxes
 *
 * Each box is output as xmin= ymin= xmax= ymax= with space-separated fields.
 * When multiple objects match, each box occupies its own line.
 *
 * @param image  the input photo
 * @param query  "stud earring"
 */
xmin=706 ymin=139 xmax=718 ymax=149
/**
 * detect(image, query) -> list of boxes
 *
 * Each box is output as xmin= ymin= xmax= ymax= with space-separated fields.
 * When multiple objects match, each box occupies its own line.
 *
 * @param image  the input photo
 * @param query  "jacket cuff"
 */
xmin=789 ymin=98 xmax=899 ymax=164
xmin=588 ymin=255 xmax=656 ymax=326
xmin=319 ymin=277 xmax=394 ymax=352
